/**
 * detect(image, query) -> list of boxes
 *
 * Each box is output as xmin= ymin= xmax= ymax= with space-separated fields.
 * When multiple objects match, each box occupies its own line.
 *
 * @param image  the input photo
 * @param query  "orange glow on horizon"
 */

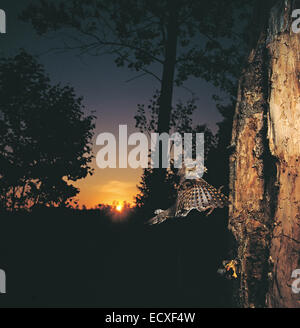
xmin=72 ymin=165 xmax=143 ymax=209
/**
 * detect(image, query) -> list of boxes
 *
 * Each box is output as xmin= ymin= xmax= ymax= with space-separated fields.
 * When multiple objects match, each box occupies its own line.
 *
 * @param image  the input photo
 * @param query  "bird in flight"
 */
xmin=148 ymin=161 xmax=229 ymax=225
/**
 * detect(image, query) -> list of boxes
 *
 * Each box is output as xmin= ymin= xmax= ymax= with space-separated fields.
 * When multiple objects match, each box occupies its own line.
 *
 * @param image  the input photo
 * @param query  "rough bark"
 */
xmin=229 ymin=0 xmax=300 ymax=308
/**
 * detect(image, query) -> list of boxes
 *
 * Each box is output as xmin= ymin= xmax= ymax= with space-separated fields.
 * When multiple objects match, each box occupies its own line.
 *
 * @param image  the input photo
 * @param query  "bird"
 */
xmin=148 ymin=160 xmax=229 ymax=225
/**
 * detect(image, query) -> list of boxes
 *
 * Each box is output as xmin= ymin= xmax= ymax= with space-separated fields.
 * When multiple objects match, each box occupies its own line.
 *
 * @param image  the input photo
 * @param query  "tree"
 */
xmin=134 ymin=95 xmax=218 ymax=213
xmin=229 ymin=0 xmax=300 ymax=307
xmin=21 ymin=0 xmax=248 ymax=192
xmin=0 ymin=50 xmax=95 ymax=210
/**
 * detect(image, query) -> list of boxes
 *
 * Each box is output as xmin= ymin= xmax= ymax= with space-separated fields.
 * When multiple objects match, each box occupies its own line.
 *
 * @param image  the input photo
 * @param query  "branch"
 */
xmin=79 ymin=29 xmax=164 ymax=65
xmin=125 ymin=73 xmax=148 ymax=83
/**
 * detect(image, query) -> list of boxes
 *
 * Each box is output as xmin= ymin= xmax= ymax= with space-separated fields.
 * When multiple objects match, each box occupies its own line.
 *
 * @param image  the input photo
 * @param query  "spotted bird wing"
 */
xmin=147 ymin=205 xmax=176 ymax=225
xmin=175 ymin=179 xmax=229 ymax=217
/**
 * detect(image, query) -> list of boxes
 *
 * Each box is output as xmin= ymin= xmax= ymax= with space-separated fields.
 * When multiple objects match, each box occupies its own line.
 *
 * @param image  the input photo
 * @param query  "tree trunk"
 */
xmin=157 ymin=1 xmax=179 ymax=135
xmin=152 ymin=1 xmax=179 ymax=209
xmin=229 ymin=0 xmax=300 ymax=308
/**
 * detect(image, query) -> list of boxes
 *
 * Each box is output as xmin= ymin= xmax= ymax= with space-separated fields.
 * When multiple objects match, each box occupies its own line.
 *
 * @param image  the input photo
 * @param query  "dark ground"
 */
xmin=0 ymin=208 xmax=234 ymax=308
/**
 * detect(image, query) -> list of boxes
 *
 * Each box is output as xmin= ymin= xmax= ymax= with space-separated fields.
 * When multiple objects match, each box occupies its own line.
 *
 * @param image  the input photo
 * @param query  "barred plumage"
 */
xmin=148 ymin=162 xmax=229 ymax=225
xmin=175 ymin=179 xmax=228 ymax=217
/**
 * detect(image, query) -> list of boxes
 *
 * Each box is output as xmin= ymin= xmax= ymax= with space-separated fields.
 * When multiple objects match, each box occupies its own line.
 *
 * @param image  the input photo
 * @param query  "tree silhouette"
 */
xmin=135 ymin=95 xmax=218 ymax=214
xmin=135 ymin=165 xmax=179 ymax=215
xmin=0 ymin=50 xmax=95 ymax=210
xmin=20 ymin=0 xmax=249 ymax=194
xmin=21 ymin=1 xmax=261 ymax=219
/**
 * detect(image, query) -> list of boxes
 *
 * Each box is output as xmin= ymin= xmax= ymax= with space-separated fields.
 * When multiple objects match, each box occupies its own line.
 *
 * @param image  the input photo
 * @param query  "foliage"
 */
xmin=0 ymin=50 xmax=95 ymax=210
xmin=21 ymin=0 xmax=250 ymax=96
xmin=20 ymin=0 xmax=255 ymax=213
xmin=135 ymin=118 xmax=218 ymax=214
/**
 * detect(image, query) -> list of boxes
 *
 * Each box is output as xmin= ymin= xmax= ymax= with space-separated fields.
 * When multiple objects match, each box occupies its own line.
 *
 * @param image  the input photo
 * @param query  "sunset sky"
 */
xmin=1 ymin=1 xmax=224 ymax=208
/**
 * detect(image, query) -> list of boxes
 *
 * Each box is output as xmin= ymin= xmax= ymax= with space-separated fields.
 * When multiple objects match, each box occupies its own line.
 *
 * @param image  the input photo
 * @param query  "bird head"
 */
xmin=178 ymin=158 xmax=207 ymax=182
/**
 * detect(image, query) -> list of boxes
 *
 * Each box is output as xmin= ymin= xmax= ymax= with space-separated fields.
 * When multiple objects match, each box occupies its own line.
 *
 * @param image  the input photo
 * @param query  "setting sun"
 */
xmin=116 ymin=204 xmax=123 ymax=212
